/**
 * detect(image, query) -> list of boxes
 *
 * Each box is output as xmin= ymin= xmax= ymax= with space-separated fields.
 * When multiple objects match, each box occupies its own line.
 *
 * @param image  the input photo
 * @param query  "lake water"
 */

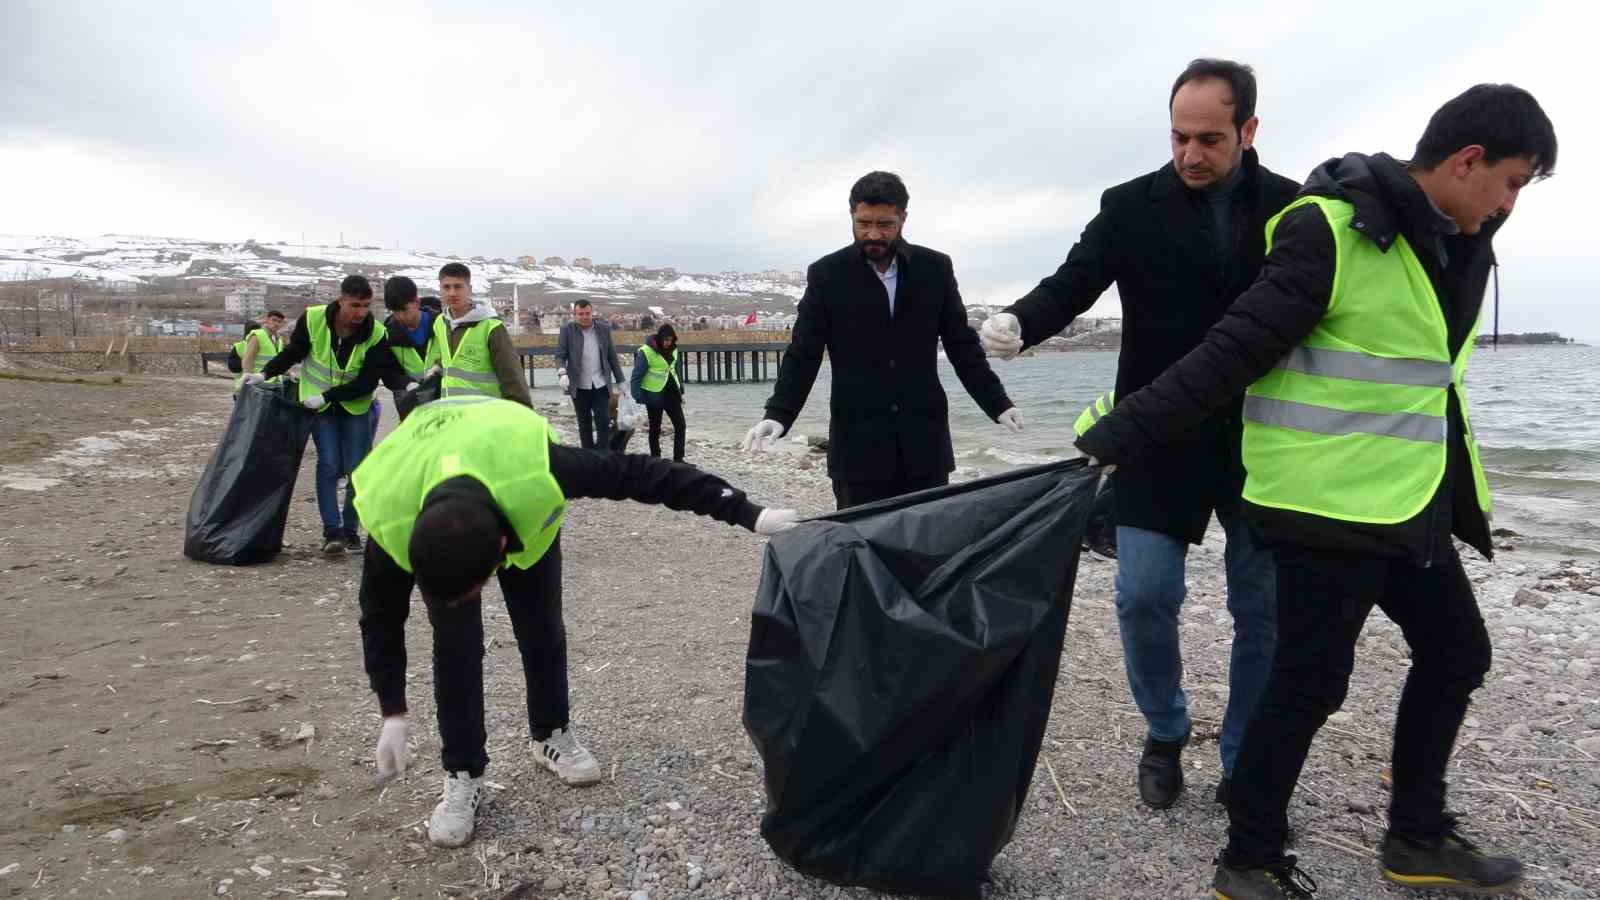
xmin=534 ymin=345 xmax=1600 ymax=559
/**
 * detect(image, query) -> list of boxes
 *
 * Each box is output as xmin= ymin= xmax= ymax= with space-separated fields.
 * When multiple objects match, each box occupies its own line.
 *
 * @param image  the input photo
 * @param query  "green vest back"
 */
xmin=301 ymin=305 xmax=384 ymax=415
xmin=430 ymin=316 xmax=507 ymax=399
xmin=1242 ymin=195 xmax=1491 ymax=525
xmin=352 ymin=397 xmax=566 ymax=573
xmin=1072 ymin=390 xmax=1115 ymax=437
xmin=639 ymin=344 xmax=680 ymax=393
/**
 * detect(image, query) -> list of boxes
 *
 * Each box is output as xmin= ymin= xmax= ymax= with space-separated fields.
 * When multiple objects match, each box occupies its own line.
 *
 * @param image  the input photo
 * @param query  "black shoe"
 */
xmin=1213 ymin=856 xmax=1317 ymax=899
xmin=343 ymin=530 xmax=362 ymax=553
xmin=1137 ymin=727 xmax=1189 ymax=809
xmin=1087 ymin=534 xmax=1117 ymax=561
xmin=1380 ymin=829 xmax=1522 ymax=895
xmin=322 ymin=533 xmax=346 ymax=555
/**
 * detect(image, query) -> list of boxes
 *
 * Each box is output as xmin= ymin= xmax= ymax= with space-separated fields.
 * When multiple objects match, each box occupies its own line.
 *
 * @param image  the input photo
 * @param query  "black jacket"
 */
xmin=764 ymin=242 xmax=1014 ymax=482
xmin=1005 ymin=149 xmax=1300 ymax=543
xmin=1075 ymin=152 xmax=1501 ymax=564
xmin=262 ymin=301 xmax=408 ymax=408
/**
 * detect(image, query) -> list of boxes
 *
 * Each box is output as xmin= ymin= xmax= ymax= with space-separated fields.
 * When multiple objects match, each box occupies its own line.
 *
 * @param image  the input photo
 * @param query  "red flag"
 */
xmin=744 ymin=310 xmax=758 ymax=326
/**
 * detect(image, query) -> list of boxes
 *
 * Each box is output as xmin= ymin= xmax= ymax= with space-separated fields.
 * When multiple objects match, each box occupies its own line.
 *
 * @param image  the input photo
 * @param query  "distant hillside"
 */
xmin=1475 ymin=331 xmax=1579 ymax=346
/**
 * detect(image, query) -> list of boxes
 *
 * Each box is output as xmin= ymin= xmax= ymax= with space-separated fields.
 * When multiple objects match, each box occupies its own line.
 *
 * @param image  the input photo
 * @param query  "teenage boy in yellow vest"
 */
xmin=234 ymin=310 xmax=286 ymax=388
xmin=249 ymin=275 xmax=408 ymax=555
xmin=351 ymin=397 xmax=798 ymax=847
xmin=426 ymin=263 xmax=530 ymax=406
xmin=629 ymin=324 xmax=688 ymax=461
xmin=1076 ymin=84 xmax=1556 ymax=900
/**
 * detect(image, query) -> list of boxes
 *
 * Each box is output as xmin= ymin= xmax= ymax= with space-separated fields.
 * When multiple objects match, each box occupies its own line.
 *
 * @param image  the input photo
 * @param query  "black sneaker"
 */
xmin=1380 ymin=829 xmax=1522 ymax=895
xmin=1137 ymin=726 xmax=1189 ymax=809
xmin=1213 ymin=856 xmax=1317 ymax=899
xmin=322 ymin=534 xmax=346 ymax=555
xmin=343 ymin=530 xmax=362 ymax=553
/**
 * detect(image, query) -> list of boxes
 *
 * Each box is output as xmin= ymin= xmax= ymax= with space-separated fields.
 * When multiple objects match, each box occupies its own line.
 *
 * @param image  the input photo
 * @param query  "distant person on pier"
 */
xmin=630 ymin=324 xmax=687 ymax=461
xmin=554 ymin=298 xmax=624 ymax=449
xmin=741 ymin=170 xmax=1023 ymax=508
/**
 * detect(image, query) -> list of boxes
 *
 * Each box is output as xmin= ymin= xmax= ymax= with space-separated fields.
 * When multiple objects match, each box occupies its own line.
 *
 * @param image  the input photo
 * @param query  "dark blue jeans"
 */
xmin=1113 ymin=495 xmax=1276 ymax=775
xmin=311 ymin=409 xmax=373 ymax=537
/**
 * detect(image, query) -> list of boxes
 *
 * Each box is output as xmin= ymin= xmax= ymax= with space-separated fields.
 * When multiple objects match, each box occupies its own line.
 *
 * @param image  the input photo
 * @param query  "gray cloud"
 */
xmin=4 ymin=0 xmax=1594 ymax=337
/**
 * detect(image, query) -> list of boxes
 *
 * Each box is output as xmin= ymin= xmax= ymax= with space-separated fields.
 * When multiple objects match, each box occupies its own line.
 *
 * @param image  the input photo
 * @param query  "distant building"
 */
xmin=517 ymin=255 xmax=539 ymax=268
xmin=595 ymin=263 xmax=624 ymax=274
xmin=149 ymin=318 xmax=202 ymax=337
xmin=544 ymin=256 xmax=566 ymax=267
xmin=224 ymin=289 xmax=267 ymax=318
xmin=573 ymin=257 xmax=594 ymax=269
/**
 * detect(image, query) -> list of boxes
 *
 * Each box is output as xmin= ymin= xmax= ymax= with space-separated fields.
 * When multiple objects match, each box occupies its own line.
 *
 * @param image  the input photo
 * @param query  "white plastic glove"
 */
xmin=558 ymin=372 xmax=571 ymax=392
xmin=240 ymin=373 xmax=265 ymax=386
xmin=404 ymin=382 xmax=420 ymax=393
xmin=302 ymin=393 xmax=326 ymax=410
xmin=741 ymin=419 xmax=786 ymax=451
xmin=375 ymin=715 xmax=409 ymax=781
xmin=1086 ymin=455 xmax=1118 ymax=476
xmin=979 ymin=312 xmax=1023 ymax=360
xmin=754 ymin=508 xmax=800 ymax=535
xmin=423 ymin=365 xmax=442 ymax=380
xmin=997 ymin=407 xmax=1024 ymax=433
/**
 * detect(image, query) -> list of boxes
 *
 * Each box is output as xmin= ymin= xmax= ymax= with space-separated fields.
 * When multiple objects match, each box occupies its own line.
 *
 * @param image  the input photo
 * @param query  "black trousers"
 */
xmin=646 ymin=385 xmax=686 ymax=462
xmin=572 ymin=387 xmax=611 ymax=450
xmin=358 ymin=535 xmax=569 ymax=777
xmin=1224 ymin=545 xmax=1491 ymax=866
xmin=831 ymin=470 xmax=949 ymax=510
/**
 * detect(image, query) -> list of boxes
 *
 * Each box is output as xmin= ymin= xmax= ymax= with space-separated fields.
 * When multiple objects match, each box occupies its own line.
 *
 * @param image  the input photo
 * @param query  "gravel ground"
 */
xmin=0 ymin=371 xmax=1596 ymax=899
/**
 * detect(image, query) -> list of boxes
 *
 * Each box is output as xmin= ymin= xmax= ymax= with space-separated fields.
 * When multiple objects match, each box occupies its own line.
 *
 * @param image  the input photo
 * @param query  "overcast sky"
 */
xmin=2 ymin=0 xmax=1593 ymax=336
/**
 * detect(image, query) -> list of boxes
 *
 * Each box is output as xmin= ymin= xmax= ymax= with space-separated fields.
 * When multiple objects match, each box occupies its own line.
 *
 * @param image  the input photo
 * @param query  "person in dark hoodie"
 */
xmin=351 ymin=396 xmax=799 ymax=848
xmin=426 ymin=263 xmax=531 ymax=406
xmin=630 ymin=324 xmax=688 ymax=461
xmin=382 ymin=276 xmax=435 ymax=384
xmin=1076 ymin=84 xmax=1557 ymax=900
xmin=247 ymin=274 xmax=408 ymax=555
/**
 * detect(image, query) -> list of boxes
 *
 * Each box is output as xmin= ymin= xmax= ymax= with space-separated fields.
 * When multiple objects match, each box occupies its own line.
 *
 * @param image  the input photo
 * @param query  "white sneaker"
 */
xmin=427 ymin=771 xmax=481 ymax=847
xmin=532 ymin=727 xmax=602 ymax=786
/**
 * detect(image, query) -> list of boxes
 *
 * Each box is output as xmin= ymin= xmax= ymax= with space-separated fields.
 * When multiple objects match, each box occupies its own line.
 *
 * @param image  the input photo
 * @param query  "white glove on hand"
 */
xmin=1086 ymin=455 xmax=1118 ymax=475
xmin=741 ymin=419 xmax=786 ymax=451
xmin=754 ymin=508 xmax=800 ymax=535
xmin=998 ymin=407 xmax=1024 ymax=433
xmin=558 ymin=373 xmax=571 ymax=392
xmin=423 ymin=366 xmax=442 ymax=380
xmin=375 ymin=715 xmax=409 ymax=781
xmin=302 ymin=393 xmax=325 ymax=410
xmin=979 ymin=312 xmax=1023 ymax=360
xmin=404 ymin=382 xmax=420 ymax=393
xmin=240 ymin=373 xmax=265 ymax=386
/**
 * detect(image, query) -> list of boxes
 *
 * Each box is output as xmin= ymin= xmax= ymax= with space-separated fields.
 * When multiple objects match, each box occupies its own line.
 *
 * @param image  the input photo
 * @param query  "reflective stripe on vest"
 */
xmin=639 ymin=344 xmax=680 ymax=393
xmin=432 ymin=316 xmax=506 ymax=400
xmin=300 ymin=305 xmax=384 ymax=415
xmin=351 ymin=397 xmax=565 ymax=573
xmin=1241 ymin=195 xmax=1490 ymax=526
xmin=1072 ymin=390 xmax=1115 ymax=437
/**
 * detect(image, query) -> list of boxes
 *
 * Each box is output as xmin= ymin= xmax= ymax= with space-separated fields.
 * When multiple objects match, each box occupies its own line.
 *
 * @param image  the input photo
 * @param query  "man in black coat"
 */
xmin=742 ymin=171 xmax=1023 ymax=509
xmin=980 ymin=60 xmax=1300 ymax=810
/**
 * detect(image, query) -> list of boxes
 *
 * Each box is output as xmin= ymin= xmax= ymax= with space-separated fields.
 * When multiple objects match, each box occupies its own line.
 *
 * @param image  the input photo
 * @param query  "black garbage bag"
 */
xmin=394 ymin=371 xmax=442 ymax=422
xmin=744 ymin=459 xmax=1099 ymax=899
xmin=184 ymin=381 xmax=315 ymax=565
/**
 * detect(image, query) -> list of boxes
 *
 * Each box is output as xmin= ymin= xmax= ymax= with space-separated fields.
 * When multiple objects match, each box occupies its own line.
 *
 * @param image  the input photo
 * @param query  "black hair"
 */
xmin=265 ymin=309 xmax=285 ymax=319
xmin=383 ymin=275 xmax=419 ymax=311
xmin=573 ymin=298 xmax=593 ymax=309
xmin=438 ymin=262 xmax=472 ymax=281
xmin=1170 ymin=58 xmax=1257 ymax=134
xmin=410 ymin=496 xmax=504 ymax=605
xmin=339 ymin=274 xmax=373 ymax=300
xmin=656 ymin=323 xmax=678 ymax=343
xmin=1412 ymin=83 xmax=1557 ymax=178
xmin=849 ymin=171 xmax=909 ymax=212
xmin=243 ymin=322 xmax=261 ymax=334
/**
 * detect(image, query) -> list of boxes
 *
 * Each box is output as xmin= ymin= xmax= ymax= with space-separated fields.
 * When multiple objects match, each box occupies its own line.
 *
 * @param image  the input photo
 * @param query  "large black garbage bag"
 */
xmin=184 ymin=381 xmax=315 ymax=565
xmin=744 ymin=460 xmax=1099 ymax=899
